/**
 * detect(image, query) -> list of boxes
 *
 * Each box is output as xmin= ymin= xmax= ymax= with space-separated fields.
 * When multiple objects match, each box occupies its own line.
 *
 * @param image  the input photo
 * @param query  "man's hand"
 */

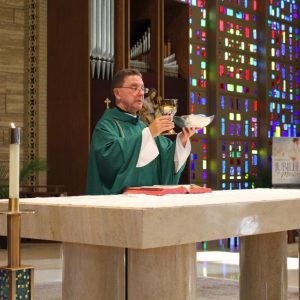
xmin=179 ymin=127 xmax=199 ymax=147
xmin=149 ymin=116 xmax=175 ymax=137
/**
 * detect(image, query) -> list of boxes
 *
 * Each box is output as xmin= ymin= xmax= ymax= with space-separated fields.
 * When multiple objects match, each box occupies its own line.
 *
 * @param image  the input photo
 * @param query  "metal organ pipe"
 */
xmin=110 ymin=0 xmax=114 ymax=78
xmin=90 ymin=0 xmax=97 ymax=78
xmin=90 ymin=0 xmax=115 ymax=80
xmin=130 ymin=27 xmax=151 ymax=72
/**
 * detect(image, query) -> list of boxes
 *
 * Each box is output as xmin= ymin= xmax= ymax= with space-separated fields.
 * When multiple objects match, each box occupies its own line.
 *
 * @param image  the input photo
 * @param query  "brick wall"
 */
xmin=0 ymin=0 xmax=47 ymax=186
xmin=0 ymin=1 xmax=25 ymax=164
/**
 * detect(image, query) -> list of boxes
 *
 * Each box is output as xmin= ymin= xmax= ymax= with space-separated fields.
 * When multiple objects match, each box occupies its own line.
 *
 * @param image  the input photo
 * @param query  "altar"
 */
xmin=0 ymin=188 xmax=300 ymax=300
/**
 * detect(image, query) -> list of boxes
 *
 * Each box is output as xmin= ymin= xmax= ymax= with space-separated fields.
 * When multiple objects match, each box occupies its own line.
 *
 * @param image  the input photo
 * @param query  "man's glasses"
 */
xmin=118 ymin=86 xmax=149 ymax=94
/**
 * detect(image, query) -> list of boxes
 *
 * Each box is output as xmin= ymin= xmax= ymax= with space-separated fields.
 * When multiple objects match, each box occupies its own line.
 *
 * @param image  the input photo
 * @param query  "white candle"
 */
xmin=9 ymin=123 xmax=20 ymax=199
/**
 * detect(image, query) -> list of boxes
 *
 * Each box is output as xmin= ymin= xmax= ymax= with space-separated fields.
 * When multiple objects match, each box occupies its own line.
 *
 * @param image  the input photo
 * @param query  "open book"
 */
xmin=123 ymin=185 xmax=212 ymax=196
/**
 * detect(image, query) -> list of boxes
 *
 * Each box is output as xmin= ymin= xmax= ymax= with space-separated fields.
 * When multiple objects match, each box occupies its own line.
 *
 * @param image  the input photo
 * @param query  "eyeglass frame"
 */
xmin=117 ymin=86 xmax=149 ymax=94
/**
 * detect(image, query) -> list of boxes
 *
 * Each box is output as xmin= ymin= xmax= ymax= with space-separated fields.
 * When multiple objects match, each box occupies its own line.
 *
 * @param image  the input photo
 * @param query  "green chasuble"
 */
xmin=86 ymin=107 xmax=186 ymax=195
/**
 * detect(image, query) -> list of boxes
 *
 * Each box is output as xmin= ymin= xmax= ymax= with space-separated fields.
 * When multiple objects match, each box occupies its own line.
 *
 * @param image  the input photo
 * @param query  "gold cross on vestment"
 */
xmin=104 ymin=98 xmax=111 ymax=109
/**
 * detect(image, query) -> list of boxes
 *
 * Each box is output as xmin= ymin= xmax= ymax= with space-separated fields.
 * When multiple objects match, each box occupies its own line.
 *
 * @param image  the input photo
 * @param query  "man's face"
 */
xmin=114 ymin=75 xmax=145 ymax=114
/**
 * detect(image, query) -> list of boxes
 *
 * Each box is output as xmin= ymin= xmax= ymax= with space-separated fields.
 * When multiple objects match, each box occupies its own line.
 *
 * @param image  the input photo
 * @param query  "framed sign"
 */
xmin=272 ymin=137 xmax=300 ymax=185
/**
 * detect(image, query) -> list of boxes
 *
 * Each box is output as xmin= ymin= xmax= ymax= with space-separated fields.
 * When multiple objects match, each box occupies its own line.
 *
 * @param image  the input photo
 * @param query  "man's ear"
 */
xmin=113 ymin=88 xmax=121 ymax=101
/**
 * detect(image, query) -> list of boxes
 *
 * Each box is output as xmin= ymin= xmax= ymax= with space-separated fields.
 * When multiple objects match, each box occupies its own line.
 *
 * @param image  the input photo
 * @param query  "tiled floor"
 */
xmin=0 ymin=242 xmax=298 ymax=299
xmin=197 ymin=250 xmax=299 ymax=288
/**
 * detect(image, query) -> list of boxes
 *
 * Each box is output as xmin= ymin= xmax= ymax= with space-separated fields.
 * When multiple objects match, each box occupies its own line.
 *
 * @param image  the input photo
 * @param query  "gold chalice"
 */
xmin=158 ymin=98 xmax=178 ymax=135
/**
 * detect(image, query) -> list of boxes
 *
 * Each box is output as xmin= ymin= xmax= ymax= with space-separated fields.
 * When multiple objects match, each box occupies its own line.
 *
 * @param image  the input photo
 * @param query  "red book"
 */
xmin=189 ymin=186 xmax=212 ymax=194
xmin=123 ymin=185 xmax=212 ymax=196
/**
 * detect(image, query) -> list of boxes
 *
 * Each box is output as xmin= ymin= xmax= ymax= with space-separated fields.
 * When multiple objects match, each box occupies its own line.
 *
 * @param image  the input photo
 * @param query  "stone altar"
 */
xmin=0 ymin=188 xmax=299 ymax=299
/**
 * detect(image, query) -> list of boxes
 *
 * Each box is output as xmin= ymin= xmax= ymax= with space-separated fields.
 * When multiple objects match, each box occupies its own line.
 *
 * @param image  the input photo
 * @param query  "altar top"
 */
xmin=0 ymin=188 xmax=300 ymax=249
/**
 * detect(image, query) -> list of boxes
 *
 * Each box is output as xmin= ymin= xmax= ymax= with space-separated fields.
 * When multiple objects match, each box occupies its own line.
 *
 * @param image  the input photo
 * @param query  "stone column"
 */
xmin=240 ymin=232 xmax=287 ymax=300
xmin=128 ymin=243 xmax=196 ymax=300
xmin=62 ymin=243 xmax=125 ymax=300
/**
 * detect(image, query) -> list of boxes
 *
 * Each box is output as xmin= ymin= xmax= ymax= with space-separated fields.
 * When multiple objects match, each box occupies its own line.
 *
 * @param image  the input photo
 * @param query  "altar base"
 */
xmin=62 ymin=243 xmax=125 ymax=300
xmin=240 ymin=231 xmax=287 ymax=300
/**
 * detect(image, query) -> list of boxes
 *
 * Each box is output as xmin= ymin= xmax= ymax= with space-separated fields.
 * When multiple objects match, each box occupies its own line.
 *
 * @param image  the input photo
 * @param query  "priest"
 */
xmin=86 ymin=68 xmax=198 ymax=195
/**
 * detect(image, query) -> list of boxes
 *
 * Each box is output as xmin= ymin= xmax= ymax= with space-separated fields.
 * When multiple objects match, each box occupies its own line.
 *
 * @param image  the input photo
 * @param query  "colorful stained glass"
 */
xmin=221 ymin=140 xmax=258 ymax=189
xmin=269 ymin=102 xmax=300 ymax=137
xmin=186 ymin=0 xmax=210 ymax=185
xmin=268 ymin=20 xmax=300 ymax=61
xmin=190 ymin=2 xmax=207 ymax=42
xmin=220 ymin=95 xmax=258 ymax=138
xmin=180 ymin=0 xmax=206 ymax=8
xmin=268 ymin=62 xmax=300 ymax=101
xmin=190 ymin=44 xmax=207 ymax=88
xmin=268 ymin=0 xmax=300 ymax=139
xmin=190 ymin=138 xmax=209 ymax=183
xmin=220 ymin=0 xmax=257 ymax=10
xmin=184 ymin=0 xmax=300 ymax=190
xmin=190 ymin=89 xmax=208 ymax=114
xmin=268 ymin=0 xmax=299 ymax=22
xmin=218 ymin=0 xmax=259 ymax=189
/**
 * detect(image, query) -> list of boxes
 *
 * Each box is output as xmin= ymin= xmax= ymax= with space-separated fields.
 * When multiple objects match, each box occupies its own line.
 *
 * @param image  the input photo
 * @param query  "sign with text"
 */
xmin=272 ymin=137 xmax=300 ymax=185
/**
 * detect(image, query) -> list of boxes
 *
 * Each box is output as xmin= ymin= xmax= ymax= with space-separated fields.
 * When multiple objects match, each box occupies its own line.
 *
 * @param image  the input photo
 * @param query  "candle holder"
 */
xmin=0 ymin=198 xmax=35 ymax=299
xmin=0 ymin=125 xmax=35 ymax=299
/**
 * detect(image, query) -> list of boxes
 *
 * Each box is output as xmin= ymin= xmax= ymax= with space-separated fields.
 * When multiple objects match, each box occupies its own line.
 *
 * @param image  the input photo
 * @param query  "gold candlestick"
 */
xmin=0 ymin=125 xmax=35 ymax=299
xmin=7 ymin=198 xmax=20 ymax=268
xmin=0 ymin=200 xmax=35 ymax=299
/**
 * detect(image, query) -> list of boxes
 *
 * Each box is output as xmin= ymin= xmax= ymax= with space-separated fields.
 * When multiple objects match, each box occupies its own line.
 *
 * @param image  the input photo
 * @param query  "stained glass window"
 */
xmin=217 ymin=0 xmax=259 ymax=189
xmin=184 ymin=0 xmax=210 ymax=185
xmin=267 ymin=0 xmax=300 ymax=139
xmin=181 ymin=0 xmax=300 ymax=190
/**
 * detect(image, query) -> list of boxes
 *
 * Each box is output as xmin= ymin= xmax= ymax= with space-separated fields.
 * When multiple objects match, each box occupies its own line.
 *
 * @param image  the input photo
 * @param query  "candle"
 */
xmin=9 ymin=123 xmax=20 ymax=199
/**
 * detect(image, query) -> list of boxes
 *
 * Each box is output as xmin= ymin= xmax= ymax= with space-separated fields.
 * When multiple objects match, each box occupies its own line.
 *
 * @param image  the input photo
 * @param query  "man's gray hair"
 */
xmin=112 ymin=69 xmax=143 ymax=89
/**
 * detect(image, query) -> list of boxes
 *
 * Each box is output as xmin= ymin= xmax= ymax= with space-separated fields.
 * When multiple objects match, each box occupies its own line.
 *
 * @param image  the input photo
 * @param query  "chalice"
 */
xmin=158 ymin=98 xmax=178 ymax=135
